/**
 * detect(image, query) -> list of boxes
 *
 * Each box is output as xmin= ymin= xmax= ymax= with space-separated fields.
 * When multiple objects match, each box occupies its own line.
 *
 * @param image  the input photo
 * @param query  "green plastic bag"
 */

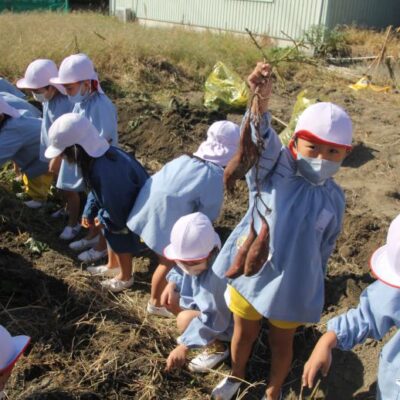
xmin=280 ymin=90 xmax=317 ymax=146
xmin=204 ymin=62 xmax=250 ymax=111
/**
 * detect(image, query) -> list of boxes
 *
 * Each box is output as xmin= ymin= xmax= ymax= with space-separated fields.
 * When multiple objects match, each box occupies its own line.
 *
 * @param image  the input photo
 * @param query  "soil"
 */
xmin=1 ymin=61 xmax=399 ymax=399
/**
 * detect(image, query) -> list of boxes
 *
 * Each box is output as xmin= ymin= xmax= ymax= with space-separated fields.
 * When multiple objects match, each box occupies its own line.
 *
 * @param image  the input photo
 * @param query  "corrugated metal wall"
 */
xmin=111 ymin=0 xmax=325 ymax=41
xmin=325 ymin=0 xmax=400 ymax=29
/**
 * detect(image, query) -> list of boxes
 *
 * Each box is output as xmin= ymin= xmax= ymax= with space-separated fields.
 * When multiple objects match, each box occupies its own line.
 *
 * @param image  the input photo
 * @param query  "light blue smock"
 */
xmin=328 ymin=280 xmax=400 ymax=400
xmin=127 ymin=155 xmax=224 ymax=256
xmin=39 ymin=93 xmax=73 ymax=162
xmin=0 ymin=78 xmax=25 ymax=98
xmin=167 ymin=263 xmax=233 ymax=349
xmin=82 ymin=146 xmax=149 ymax=253
xmin=57 ymin=91 xmax=118 ymax=191
xmin=0 ymin=92 xmax=41 ymax=118
xmin=0 ymin=115 xmax=48 ymax=179
xmin=212 ymin=112 xmax=345 ymax=323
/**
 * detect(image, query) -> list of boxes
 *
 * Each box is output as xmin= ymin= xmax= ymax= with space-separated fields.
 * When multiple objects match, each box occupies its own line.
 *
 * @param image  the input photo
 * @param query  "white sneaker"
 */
xmin=69 ymin=235 xmax=100 ymax=251
xmin=51 ymin=208 xmax=67 ymax=218
xmin=101 ymin=277 xmax=134 ymax=292
xmin=78 ymin=248 xmax=107 ymax=262
xmin=24 ymin=200 xmax=44 ymax=209
xmin=211 ymin=377 xmax=241 ymax=400
xmin=146 ymin=301 xmax=175 ymax=318
xmin=188 ymin=347 xmax=229 ymax=373
xmin=86 ymin=265 xmax=120 ymax=277
xmin=59 ymin=224 xmax=81 ymax=240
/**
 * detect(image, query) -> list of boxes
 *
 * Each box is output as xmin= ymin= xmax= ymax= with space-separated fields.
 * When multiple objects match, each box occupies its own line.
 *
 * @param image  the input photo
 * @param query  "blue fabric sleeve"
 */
xmin=327 ymin=281 xmax=397 ymax=351
xmin=166 ymin=267 xmax=183 ymax=292
xmin=245 ymin=111 xmax=283 ymax=192
xmin=0 ymin=126 xmax=22 ymax=168
xmin=83 ymin=191 xmax=100 ymax=221
xmin=177 ymin=270 xmax=232 ymax=348
xmin=198 ymin=170 xmax=223 ymax=222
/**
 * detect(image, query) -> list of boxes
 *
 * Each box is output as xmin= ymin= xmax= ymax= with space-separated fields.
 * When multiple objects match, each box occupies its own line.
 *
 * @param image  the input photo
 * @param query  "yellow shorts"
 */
xmin=227 ymin=285 xmax=303 ymax=330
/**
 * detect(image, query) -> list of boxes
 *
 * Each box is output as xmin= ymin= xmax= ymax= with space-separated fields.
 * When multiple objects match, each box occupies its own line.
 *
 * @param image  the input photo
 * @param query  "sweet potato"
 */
xmin=225 ymin=220 xmax=257 ymax=279
xmin=244 ymin=215 xmax=270 ymax=276
xmin=224 ymin=112 xmax=258 ymax=193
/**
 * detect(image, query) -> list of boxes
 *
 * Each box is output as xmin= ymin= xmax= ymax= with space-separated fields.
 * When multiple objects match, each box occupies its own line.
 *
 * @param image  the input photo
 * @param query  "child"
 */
xmin=163 ymin=212 xmax=233 ymax=373
xmin=45 ymin=113 xmax=148 ymax=292
xmin=303 ymin=214 xmax=400 ymax=400
xmin=49 ymin=54 xmax=117 ymax=259
xmin=0 ymin=77 xmax=25 ymax=99
xmin=211 ymin=63 xmax=352 ymax=400
xmin=127 ymin=121 xmax=240 ymax=317
xmin=16 ymin=59 xmax=73 ymax=209
xmin=0 ymin=325 xmax=30 ymax=398
xmin=0 ymin=92 xmax=41 ymax=118
xmin=0 ymin=97 xmax=50 ymax=208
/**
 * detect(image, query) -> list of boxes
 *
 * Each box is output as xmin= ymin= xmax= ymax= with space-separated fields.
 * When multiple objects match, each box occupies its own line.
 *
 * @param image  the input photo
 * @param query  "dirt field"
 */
xmin=1 ymin=40 xmax=400 ymax=399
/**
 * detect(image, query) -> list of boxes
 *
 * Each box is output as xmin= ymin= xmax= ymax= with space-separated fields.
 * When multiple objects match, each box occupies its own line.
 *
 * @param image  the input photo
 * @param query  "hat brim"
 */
xmin=44 ymin=145 xmax=64 ymax=159
xmin=17 ymin=79 xmax=66 ymax=96
xmin=0 ymin=335 xmax=30 ymax=373
xmin=370 ymin=245 xmax=400 ymax=288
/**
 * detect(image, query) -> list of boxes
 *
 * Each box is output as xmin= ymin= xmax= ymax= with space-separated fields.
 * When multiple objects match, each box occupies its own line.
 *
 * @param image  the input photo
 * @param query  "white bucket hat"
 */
xmin=16 ymin=59 xmax=66 ymax=94
xmin=49 ymin=53 xmax=103 ymax=93
xmin=0 ymin=96 xmax=21 ymax=119
xmin=294 ymin=102 xmax=352 ymax=148
xmin=164 ymin=212 xmax=221 ymax=261
xmin=45 ymin=113 xmax=110 ymax=159
xmin=370 ymin=214 xmax=400 ymax=288
xmin=0 ymin=325 xmax=30 ymax=373
xmin=193 ymin=120 xmax=240 ymax=167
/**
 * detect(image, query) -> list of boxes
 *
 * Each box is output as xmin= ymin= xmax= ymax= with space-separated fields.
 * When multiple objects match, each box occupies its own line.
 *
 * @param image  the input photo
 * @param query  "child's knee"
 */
xmin=176 ymin=310 xmax=199 ymax=333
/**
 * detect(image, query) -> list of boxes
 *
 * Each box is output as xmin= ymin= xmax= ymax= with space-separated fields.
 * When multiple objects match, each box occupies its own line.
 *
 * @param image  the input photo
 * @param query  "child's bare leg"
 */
xmin=150 ymin=256 xmax=174 ymax=307
xmin=106 ymin=245 xmax=119 ymax=269
xmin=64 ymin=191 xmax=80 ymax=226
xmin=230 ymin=314 xmax=261 ymax=379
xmin=115 ymin=252 xmax=133 ymax=281
xmin=265 ymin=324 xmax=297 ymax=400
xmin=176 ymin=310 xmax=201 ymax=333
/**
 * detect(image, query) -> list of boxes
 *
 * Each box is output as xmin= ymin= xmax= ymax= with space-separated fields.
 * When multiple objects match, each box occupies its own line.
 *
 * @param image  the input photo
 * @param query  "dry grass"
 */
xmin=0 ymin=11 xmax=262 ymax=91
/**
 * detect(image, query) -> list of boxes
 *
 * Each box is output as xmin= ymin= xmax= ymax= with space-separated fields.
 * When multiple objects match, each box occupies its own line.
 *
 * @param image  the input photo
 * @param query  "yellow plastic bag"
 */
xmin=204 ymin=62 xmax=250 ymax=111
xmin=349 ymin=75 xmax=391 ymax=93
xmin=279 ymin=90 xmax=317 ymax=146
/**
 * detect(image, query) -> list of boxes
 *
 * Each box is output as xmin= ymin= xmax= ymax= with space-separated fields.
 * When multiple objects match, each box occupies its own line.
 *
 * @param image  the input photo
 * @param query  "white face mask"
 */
xmin=296 ymin=153 xmax=341 ymax=185
xmin=176 ymin=260 xmax=208 ymax=276
xmin=32 ymin=92 xmax=47 ymax=103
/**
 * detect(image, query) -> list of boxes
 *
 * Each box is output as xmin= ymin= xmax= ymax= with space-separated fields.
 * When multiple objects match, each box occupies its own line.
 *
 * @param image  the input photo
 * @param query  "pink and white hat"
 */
xmin=0 ymin=97 xmax=21 ymax=119
xmin=49 ymin=53 xmax=103 ymax=93
xmin=0 ymin=325 xmax=30 ymax=373
xmin=45 ymin=113 xmax=109 ymax=159
xmin=16 ymin=59 xmax=66 ymax=94
xmin=164 ymin=212 xmax=221 ymax=261
xmin=294 ymin=102 xmax=352 ymax=149
xmin=370 ymin=214 xmax=400 ymax=288
xmin=193 ymin=120 xmax=240 ymax=167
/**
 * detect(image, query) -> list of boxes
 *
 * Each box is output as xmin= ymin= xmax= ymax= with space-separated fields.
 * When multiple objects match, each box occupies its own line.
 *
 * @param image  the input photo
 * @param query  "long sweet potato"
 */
xmin=244 ymin=215 xmax=270 ymax=276
xmin=225 ymin=220 xmax=257 ymax=279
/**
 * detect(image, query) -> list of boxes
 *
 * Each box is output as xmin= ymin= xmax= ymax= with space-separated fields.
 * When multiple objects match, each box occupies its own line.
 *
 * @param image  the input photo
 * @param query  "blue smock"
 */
xmin=127 ymin=155 xmax=224 ymax=255
xmin=328 ymin=280 xmax=400 ymax=400
xmin=0 ymin=115 xmax=48 ymax=178
xmin=0 ymin=78 xmax=25 ymax=98
xmin=57 ymin=91 xmax=118 ymax=192
xmin=39 ymin=93 xmax=73 ymax=162
xmin=0 ymin=92 xmax=41 ymax=118
xmin=82 ymin=146 xmax=149 ymax=253
xmin=212 ymin=112 xmax=345 ymax=323
xmin=167 ymin=264 xmax=233 ymax=349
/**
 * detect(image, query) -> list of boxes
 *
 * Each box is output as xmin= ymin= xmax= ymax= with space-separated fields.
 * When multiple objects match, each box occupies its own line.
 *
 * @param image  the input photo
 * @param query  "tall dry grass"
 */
xmin=0 ymin=11 xmax=262 ymax=89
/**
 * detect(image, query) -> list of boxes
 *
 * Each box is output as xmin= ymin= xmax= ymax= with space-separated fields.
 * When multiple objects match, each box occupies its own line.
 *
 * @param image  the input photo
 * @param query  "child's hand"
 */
xmin=302 ymin=331 xmax=337 ymax=388
xmin=247 ymin=62 xmax=273 ymax=112
xmin=94 ymin=217 xmax=104 ymax=229
xmin=165 ymin=344 xmax=188 ymax=371
xmin=161 ymin=282 xmax=179 ymax=310
xmin=81 ymin=216 xmax=94 ymax=228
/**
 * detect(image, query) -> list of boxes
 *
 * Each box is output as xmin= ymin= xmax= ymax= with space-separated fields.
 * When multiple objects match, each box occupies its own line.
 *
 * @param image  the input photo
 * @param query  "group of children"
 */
xmin=1 ymin=58 xmax=398 ymax=400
